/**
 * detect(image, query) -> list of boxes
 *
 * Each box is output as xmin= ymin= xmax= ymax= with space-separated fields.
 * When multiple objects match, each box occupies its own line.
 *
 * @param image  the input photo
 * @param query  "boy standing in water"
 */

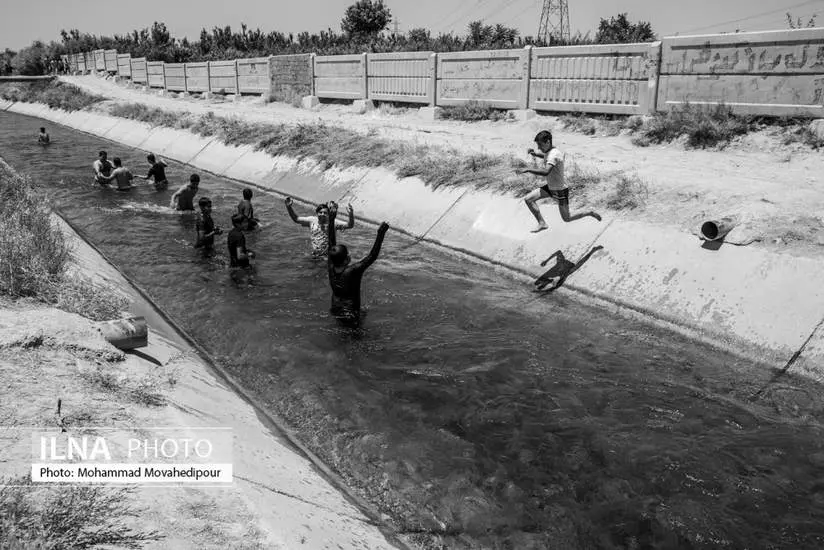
xmin=93 ymin=151 xmax=113 ymax=185
xmin=285 ymin=197 xmax=354 ymax=257
xmin=170 ymin=174 xmax=200 ymax=211
xmin=101 ymin=157 xmax=135 ymax=190
xmin=517 ymin=130 xmax=601 ymax=233
xmin=237 ymin=188 xmax=259 ymax=230
xmin=326 ymin=202 xmax=389 ymax=325
xmin=195 ymin=197 xmax=221 ymax=254
xmin=227 ymin=214 xmax=254 ymax=268
xmin=37 ymin=127 xmax=50 ymax=145
xmin=135 ymin=153 xmax=169 ymax=190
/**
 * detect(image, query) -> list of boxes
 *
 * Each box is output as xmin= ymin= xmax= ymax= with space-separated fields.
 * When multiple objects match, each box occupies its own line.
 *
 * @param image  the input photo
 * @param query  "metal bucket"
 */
xmin=95 ymin=316 xmax=148 ymax=350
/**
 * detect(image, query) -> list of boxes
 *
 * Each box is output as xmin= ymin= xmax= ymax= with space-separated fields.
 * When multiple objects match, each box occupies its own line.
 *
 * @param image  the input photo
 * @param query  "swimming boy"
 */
xmin=285 ymin=197 xmax=354 ymax=257
xmin=170 ymin=174 xmax=200 ymax=211
xmin=237 ymin=188 xmax=259 ymax=230
xmin=326 ymin=202 xmax=389 ymax=325
xmin=37 ymin=127 xmax=50 ymax=145
xmin=195 ymin=197 xmax=221 ymax=253
xmin=135 ymin=153 xmax=169 ymax=190
xmin=100 ymin=157 xmax=135 ymax=190
xmin=93 ymin=151 xmax=113 ymax=185
xmin=517 ymin=130 xmax=601 ymax=233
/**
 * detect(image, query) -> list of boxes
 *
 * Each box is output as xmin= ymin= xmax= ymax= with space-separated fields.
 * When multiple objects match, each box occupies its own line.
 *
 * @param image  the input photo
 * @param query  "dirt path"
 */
xmin=63 ymin=75 xmax=824 ymax=259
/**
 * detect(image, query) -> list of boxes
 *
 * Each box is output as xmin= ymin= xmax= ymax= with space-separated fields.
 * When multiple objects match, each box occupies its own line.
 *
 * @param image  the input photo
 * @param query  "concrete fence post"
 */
xmin=520 ymin=45 xmax=533 ymax=110
xmin=309 ymin=53 xmax=316 ymax=96
xmin=645 ymin=41 xmax=663 ymax=115
xmin=361 ymin=52 xmax=368 ymax=99
xmin=183 ymin=63 xmax=189 ymax=94
xmin=428 ymin=53 xmax=437 ymax=106
xmin=206 ymin=62 xmax=212 ymax=93
xmin=234 ymin=60 xmax=240 ymax=96
xmin=161 ymin=63 xmax=167 ymax=90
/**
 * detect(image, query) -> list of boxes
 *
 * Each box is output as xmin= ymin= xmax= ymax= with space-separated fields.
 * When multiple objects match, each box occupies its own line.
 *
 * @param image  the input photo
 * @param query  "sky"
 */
xmin=1 ymin=0 xmax=822 ymax=50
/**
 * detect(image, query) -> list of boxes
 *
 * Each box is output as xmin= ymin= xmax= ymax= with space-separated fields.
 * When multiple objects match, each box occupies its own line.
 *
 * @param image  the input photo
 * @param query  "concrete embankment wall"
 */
xmin=4 ymin=99 xmax=824 ymax=373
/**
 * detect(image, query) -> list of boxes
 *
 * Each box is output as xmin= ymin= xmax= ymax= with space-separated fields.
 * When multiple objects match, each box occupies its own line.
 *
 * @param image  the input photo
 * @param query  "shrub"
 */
xmin=0 ymin=476 xmax=161 ymax=549
xmin=634 ymin=103 xmax=754 ymax=149
xmin=440 ymin=100 xmax=513 ymax=122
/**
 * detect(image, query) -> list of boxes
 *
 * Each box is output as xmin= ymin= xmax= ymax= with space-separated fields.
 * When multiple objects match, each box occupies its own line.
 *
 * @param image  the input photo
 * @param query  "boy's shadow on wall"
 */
xmin=533 ymin=245 xmax=604 ymax=293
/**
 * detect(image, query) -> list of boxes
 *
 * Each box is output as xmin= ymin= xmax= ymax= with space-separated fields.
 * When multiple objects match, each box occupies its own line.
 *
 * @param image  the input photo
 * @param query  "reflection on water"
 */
xmin=2 ymin=111 xmax=824 ymax=549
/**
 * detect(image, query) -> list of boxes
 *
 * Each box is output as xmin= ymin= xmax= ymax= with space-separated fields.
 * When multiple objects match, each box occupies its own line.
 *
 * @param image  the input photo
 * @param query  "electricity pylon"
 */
xmin=538 ymin=0 xmax=571 ymax=44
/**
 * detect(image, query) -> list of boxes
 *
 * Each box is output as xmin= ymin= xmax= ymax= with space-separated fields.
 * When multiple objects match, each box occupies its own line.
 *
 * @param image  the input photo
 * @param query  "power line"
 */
xmin=479 ymin=0 xmax=530 ymax=25
xmin=681 ymin=0 xmax=823 ymax=34
xmin=439 ymin=0 xmax=497 ymax=33
xmin=432 ymin=0 xmax=474 ymax=32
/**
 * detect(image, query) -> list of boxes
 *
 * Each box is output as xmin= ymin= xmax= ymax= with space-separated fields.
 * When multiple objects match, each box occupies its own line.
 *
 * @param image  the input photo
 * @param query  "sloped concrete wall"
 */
xmin=9 ymin=101 xmax=824 ymax=371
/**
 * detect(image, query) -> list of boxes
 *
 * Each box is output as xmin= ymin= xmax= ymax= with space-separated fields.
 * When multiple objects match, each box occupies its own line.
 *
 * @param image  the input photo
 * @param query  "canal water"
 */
xmin=2 ymin=110 xmax=824 ymax=549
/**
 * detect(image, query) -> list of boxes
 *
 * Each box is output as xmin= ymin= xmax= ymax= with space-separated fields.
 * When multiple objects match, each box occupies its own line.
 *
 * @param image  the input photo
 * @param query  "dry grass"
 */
xmin=632 ymin=103 xmax=754 ymax=149
xmin=0 ymin=160 xmax=126 ymax=320
xmin=0 ymin=476 xmax=162 ymax=549
xmin=80 ymin=364 xmax=168 ymax=407
xmin=0 ymin=81 xmax=103 ymax=112
xmin=440 ymin=100 xmax=513 ymax=122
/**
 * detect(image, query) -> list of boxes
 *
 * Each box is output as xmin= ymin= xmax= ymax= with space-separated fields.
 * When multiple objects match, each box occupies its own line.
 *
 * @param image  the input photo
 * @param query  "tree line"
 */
xmin=1 ymin=0 xmax=657 ymax=75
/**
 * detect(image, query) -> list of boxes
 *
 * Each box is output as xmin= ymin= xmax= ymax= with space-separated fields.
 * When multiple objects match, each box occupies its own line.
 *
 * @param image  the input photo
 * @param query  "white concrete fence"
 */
xmin=65 ymin=26 xmax=824 ymax=117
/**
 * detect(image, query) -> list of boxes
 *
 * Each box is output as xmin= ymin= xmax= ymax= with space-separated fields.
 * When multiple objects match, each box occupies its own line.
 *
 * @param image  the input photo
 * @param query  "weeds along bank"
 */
xmin=3 ymin=82 xmax=824 ymax=374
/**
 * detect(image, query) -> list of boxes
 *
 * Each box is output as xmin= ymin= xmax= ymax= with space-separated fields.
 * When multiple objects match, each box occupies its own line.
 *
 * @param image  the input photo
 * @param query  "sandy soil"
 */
xmin=61 ymin=75 xmax=824 ymax=259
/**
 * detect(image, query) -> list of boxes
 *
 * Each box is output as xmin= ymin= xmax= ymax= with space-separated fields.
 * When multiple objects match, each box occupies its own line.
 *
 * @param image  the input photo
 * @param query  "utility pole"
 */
xmin=538 ymin=0 xmax=571 ymax=44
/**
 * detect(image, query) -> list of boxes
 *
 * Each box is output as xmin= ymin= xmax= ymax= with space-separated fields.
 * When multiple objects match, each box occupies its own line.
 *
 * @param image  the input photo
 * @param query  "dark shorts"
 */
xmin=540 ymin=186 xmax=569 ymax=202
xmin=154 ymin=180 xmax=169 ymax=191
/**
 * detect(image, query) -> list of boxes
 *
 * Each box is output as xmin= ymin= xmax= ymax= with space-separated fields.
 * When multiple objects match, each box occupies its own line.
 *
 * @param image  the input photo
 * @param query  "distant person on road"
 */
xmin=135 ymin=153 xmax=169 ymax=190
xmin=237 ymin=188 xmax=259 ymax=230
xmin=100 ymin=157 xmax=135 ymax=191
xmin=285 ymin=197 xmax=354 ymax=257
xmin=517 ymin=130 xmax=601 ymax=233
xmin=195 ymin=197 xmax=221 ymax=255
xmin=37 ymin=127 xmax=50 ymax=145
xmin=326 ymin=202 xmax=389 ymax=325
xmin=93 ymin=151 xmax=114 ymax=185
xmin=170 ymin=174 xmax=200 ymax=211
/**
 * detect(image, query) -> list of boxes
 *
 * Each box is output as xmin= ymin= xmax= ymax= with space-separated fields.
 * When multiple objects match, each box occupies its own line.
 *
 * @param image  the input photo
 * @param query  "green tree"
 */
xmin=341 ymin=0 xmax=392 ymax=37
xmin=0 ymin=49 xmax=16 ymax=75
xmin=595 ymin=13 xmax=656 ymax=44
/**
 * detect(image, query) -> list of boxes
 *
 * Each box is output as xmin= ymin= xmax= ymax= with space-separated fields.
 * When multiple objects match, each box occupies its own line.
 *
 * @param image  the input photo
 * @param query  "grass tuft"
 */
xmin=440 ymin=100 xmax=513 ymax=122
xmin=634 ymin=103 xmax=754 ymax=149
xmin=0 ymin=475 xmax=162 ymax=549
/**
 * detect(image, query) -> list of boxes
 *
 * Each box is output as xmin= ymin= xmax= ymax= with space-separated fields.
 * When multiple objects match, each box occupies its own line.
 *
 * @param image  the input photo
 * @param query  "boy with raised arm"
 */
xmin=326 ymin=202 xmax=389 ymax=325
xmin=284 ymin=197 xmax=354 ymax=257
xmin=517 ymin=130 xmax=601 ymax=233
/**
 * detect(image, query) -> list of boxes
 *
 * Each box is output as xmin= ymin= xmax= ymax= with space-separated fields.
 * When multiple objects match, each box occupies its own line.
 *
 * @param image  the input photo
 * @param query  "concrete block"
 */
xmin=512 ymin=109 xmax=536 ymax=121
xmin=202 ymin=92 xmax=213 ymax=100
xmin=301 ymin=95 xmax=320 ymax=109
xmin=810 ymin=119 xmax=824 ymax=141
xmin=419 ymin=106 xmax=442 ymax=121
xmin=351 ymin=99 xmax=375 ymax=114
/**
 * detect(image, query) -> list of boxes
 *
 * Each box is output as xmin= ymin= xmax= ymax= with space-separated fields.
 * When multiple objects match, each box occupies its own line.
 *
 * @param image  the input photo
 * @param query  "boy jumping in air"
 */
xmin=517 ymin=130 xmax=601 ymax=233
